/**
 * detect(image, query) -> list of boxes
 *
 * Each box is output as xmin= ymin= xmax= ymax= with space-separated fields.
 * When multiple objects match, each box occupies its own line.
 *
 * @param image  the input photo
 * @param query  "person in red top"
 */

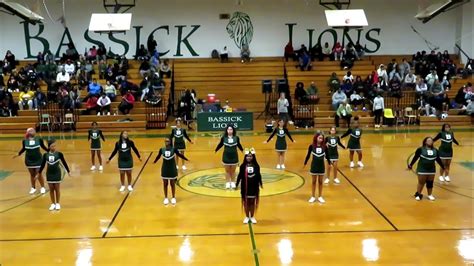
xmin=82 ymin=95 xmax=99 ymax=115
xmin=333 ymin=42 xmax=343 ymax=61
xmin=284 ymin=42 xmax=296 ymax=62
xmin=119 ymin=90 xmax=135 ymax=114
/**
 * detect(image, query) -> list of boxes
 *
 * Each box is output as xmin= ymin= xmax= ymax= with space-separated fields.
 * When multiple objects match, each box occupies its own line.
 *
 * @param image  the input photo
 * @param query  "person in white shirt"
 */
xmin=415 ymin=79 xmax=428 ymax=99
xmin=63 ymin=60 xmax=75 ymax=75
xmin=377 ymin=64 xmax=388 ymax=84
xmin=220 ymin=46 xmax=229 ymax=63
xmin=403 ymin=71 xmax=417 ymax=89
xmin=56 ymin=70 xmax=70 ymax=83
xmin=425 ymin=70 xmax=438 ymax=89
xmin=372 ymin=93 xmax=384 ymax=128
xmin=277 ymin=92 xmax=290 ymax=124
xmin=97 ymin=93 xmax=111 ymax=115
xmin=342 ymin=71 xmax=354 ymax=83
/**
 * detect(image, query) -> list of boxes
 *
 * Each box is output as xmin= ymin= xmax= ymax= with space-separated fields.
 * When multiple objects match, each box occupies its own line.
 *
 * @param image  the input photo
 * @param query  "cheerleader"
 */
xmin=264 ymin=119 xmax=295 ymax=169
xmin=13 ymin=128 xmax=48 ymax=194
xmin=170 ymin=118 xmax=193 ymax=170
xmin=236 ymin=148 xmax=262 ymax=224
xmin=39 ymin=139 xmax=70 ymax=210
xmin=325 ymin=126 xmax=346 ymax=184
xmin=215 ymin=125 xmax=244 ymax=189
xmin=341 ymin=116 xmax=364 ymax=168
xmin=433 ymin=124 xmax=459 ymax=182
xmin=304 ymin=133 xmax=331 ymax=203
xmin=408 ymin=137 xmax=444 ymax=201
xmin=106 ymin=131 xmax=142 ymax=192
xmin=88 ymin=121 xmax=105 ymax=171
xmin=153 ymin=138 xmax=189 ymax=205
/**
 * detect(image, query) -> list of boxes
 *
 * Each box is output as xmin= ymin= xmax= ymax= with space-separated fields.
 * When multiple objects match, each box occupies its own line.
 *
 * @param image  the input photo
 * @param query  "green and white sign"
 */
xmin=197 ymin=112 xmax=253 ymax=131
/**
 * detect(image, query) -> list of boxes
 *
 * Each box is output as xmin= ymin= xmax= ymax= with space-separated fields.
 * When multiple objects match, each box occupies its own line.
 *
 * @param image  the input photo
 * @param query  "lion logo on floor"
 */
xmin=226 ymin=12 xmax=253 ymax=49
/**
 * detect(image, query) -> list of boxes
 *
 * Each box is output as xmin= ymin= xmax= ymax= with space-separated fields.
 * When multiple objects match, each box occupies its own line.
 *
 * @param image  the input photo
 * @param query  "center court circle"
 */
xmin=178 ymin=168 xmax=305 ymax=198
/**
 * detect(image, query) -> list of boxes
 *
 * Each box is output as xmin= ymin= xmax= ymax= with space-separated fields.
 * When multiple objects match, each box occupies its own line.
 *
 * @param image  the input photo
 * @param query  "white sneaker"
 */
xmin=308 ymin=196 xmax=316 ymax=203
xmin=276 ymin=164 xmax=281 ymax=169
xmin=55 ymin=203 xmax=61 ymax=210
xmin=439 ymin=176 xmax=445 ymax=182
xmin=318 ymin=197 xmax=326 ymax=203
xmin=90 ymin=165 xmax=96 ymax=171
xmin=358 ymin=161 xmax=364 ymax=168
xmin=107 ymin=112 xmax=111 ymax=116
xmin=281 ymin=164 xmax=286 ymax=169
xmin=334 ymin=178 xmax=341 ymax=184
xmin=415 ymin=196 xmax=421 ymax=201
xmin=182 ymin=165 xmax=187 ymax=170
xmin=243 ymin=217 xmax=250 ymax=224
xmin=119 ymin=186 xmax=125 ymax=192
xmin=427 ymin=195 xmax=436 ymax=201
xmin=324 ymin=178 xmax=330 ymax=184
xmin=163 ymin=198 xmax=169 ymax=205
xmin=40 ymin=187 xmax=46 ymax=194
xmin=349 ymin=161 xmax=355 ymax=168
xmin=444 ymin=176 xmax=450 ymax=182
xmin=29 ymin=188 xmax=36 ymax=194
xmin=98 ymin=165 xmax=103 ymax=171
xmin=250 ymin=217 xmax=257 ymax=224
xmin=288 ymin=121 xmax=294 ymax=125
xmin=49 ymin=204 xmax=56 ymax=211
xmin=97 ymin=113 xmax=100 ymax=116
xmin=127 ymin=185 xmax=133 ymax=192
xmin=230 ymin=182 xmax=236 ymax=189
xmin=225 ymin=182 xmax=231 ymax=189
xmin=171 ymin=198 xmax=177 ymax=205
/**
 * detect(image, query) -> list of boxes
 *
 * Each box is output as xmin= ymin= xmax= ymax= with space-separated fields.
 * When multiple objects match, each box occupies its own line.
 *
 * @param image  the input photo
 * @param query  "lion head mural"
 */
xmin=226 ymin=12 xmax=253 ymax=49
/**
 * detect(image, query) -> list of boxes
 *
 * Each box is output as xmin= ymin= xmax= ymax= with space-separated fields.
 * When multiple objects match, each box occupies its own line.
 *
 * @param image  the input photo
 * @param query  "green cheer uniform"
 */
xmin=88 ymin=129 xmax=105 ymax=151
xmin=108 ymin=140 xmax=141 ymax=170
xmin=304 ymin=145 xmax=330 ymax=175
xmin=409 ymin=147 xmax=444 ymax=175
xmin=341 ymin=127 xmax=362 ymax=151
xmin=170 ymin=128 xmax=192 ymax=151
xmin=154 ymin=147 xmax=188 ymax=179
xmin=215 ymin=136 xmax=243 ymax=165
xmin=18 ymin=137 xmax=48 ymax=168
xmin=39 ymin=151 xmax=70 ymax=183
xmin=266 ymin=127 xmax=294 ymax=152
xmin=433 ymin=131 xmax=459 ymax=159
xmin=325 ymin=135 xmax=346 ymax=161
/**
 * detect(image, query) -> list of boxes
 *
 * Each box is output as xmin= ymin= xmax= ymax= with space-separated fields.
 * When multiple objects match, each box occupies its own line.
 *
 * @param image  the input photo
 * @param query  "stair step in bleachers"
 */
xmin=419 ymin=115 xmax=473 ymax=126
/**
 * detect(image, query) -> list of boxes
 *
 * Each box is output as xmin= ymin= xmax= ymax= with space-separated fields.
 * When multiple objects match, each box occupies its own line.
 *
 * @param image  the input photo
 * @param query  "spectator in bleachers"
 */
xmin=33 ymin=87 xmax=47 ymax=110
xmin=376 ymin=76 xmax=388 ymax=92
xmin=3 ymin=50 xmax=17 ymax=73
xmin=62 ymin=43 xmax=79 ymax=61
xmin=306 ymin=82 xmax=319 ymax=104
xmin=294 ymin=82 xmax=308 ymax=104
xmin=36 ymin=52 xmax=44 ymax=65
xmin=139 ymin=60 xmax=151 ymax=77
xmin=97 ymin=44 xmax=107 ymax=62
xmin=341 ymin=79 xmax=353 ymax=97
xmin=298 ymin=51 xmax=312 ymax=71
xmin=331 ymin=88 xmax=347 ymax=110
xmin=150 ymin=52 xmax=160 ymax=71
xmin=69 ymin=86 xmax=81 ymax=110
xmin=377 ymin=64 xmax=388 ymax=84
xmin=99 ymin=60 xmax=107 ymax=79
xmin=334 ymin=100 xmax=352 ymax=128
xmin=428 ymin=79 xmax=446 ymax=114
xmin=388 ymin=59 xmax=402 ymax=81
xmin=322 ymin=42 xmax=332 ymax=60
xmin=18 ymin=87 xmax=34 ymax=110
xmin=0 ymin=87 xmax=17 ymax=116
xmin=440 ymin=71 xmax=451 ymax=91
xmin=159 ymin=59 xmax=172 ymax=78
xmin=412 ymin=51 xmax=422 ymax=67
xmin=151 ymin=72 xmax=165 ymax=92
xmin=344 ymin=43 xmax=357 ymax=60
xmin=310 ymin=43 xmax=323 ymax=61
xmin=105 ymin=66 xmax=116 ymax=83
xmin=44 ymin=50 xmax=54 ymax=64
xmin=86 ymin=46 xmax=98 ymax=62
xmin=372 ymin=93 xmax=384 ymax=128
xmin=342 ymin=71 xmax=354 ymax=83
xmin=389 ymin=76 xmax=402 ymax=98
xmin=241 ymin=44 xmax=251 ymax=63
xmin=350 ymin=90 xmax=366 ymax=111
xmin=220 ymin=46 xmax=229 ymax=63
xmin=277 ymin=92 xmax=290 ymax=124
xmin=365 ymin=71 xmax=378 ymax=87
xmin=354 ymin=42 xmax=365 ymax=60
xmin=332 ymin=42 xmax=343 ymax=61
xmin=398 ymin=58 xmax=411 ymax=79
xmin=147 ymin=36 xmax=158 ymax=55
xmin=136 ymin=44 xmax=149 ymax=61
xmin=463 ymin=59 xmax=473 ymax=77
xmin=327 ymin=72 xmax=341 ymax=95
xmin=45 ymin=61 xmax=57 ymax=80
xmin=86 ymin=79 xmax=103 ymax=100
xmin=118 ymin=90 xmax=135 ymax=115
xmin=353 ymin=76 xmax=367 ymax=96
xmin=63 ymin=59 xmax=75 ymax=77
xmin=82 ymin=95 xmax=99 ymax=115
xmin=403 ymin=70 xmax=417 ymax=89
xmin=425 ymin=69 xmax=439 ymax=88
xmin=415 ymin=78 xmax=428 ymax=100
xmin=7 ymin=75 xmax=20 ymax=92
xmin=104 ymin=80 xmax=117 ymax=101
xmin=139 ymin=75 xmax=151 ymax=102
xmin=284 ymin=42 xmax=296 ymax=62
xmin=97 ymin=93 xmax=112 ymax=116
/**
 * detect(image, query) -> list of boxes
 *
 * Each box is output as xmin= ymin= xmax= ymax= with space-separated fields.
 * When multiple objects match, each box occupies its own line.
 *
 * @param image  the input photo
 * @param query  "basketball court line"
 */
xmin=337 ymin=169 xmax=399 ymax=231
xmin=101 ymin=152 xmax=153 ymax=238
xmin=248 ymin=223 xmax=260 ymax=266
xmin=0 ymin=194 xmax=43 ymax=213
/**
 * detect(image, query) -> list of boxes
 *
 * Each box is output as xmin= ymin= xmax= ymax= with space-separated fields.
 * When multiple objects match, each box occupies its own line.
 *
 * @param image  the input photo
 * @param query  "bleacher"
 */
xmin=1 ymin=55 xmax=472 ymax=133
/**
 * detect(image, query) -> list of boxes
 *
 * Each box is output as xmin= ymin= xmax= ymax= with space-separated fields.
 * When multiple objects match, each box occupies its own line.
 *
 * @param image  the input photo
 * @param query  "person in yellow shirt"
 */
xmin=18 ymin=87 xmax=35 ymax=110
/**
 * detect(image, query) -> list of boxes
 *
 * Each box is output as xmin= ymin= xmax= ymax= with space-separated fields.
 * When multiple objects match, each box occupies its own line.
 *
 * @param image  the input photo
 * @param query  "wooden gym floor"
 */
xmin=0 ymin=127 xmax=473 ymax=265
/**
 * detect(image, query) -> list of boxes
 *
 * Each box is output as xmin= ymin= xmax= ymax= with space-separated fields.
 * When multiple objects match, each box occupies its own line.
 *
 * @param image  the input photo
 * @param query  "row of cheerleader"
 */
xmin=13 ymin=117 xmax=459 ymax=223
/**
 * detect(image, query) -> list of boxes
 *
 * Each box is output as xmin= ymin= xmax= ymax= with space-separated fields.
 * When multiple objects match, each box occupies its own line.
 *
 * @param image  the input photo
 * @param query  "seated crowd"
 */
xmin=0 ymin=42 xmax=172 ymax=118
